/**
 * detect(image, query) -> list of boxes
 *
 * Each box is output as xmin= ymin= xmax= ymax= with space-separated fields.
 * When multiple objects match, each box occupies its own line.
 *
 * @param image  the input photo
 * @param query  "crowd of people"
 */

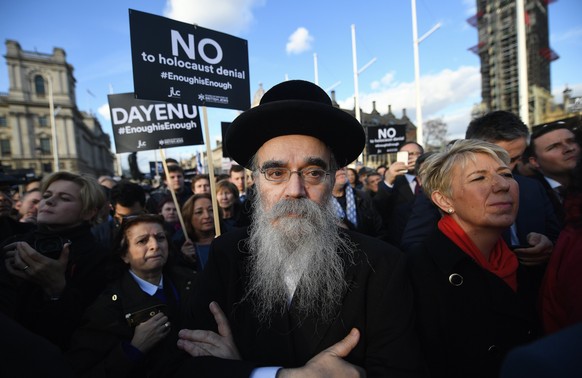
xmin=0 ymin=79 xmax=580 ymax=377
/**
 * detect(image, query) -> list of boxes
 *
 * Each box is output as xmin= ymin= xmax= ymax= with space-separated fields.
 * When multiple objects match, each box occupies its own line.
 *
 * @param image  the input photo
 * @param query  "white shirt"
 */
xmin=128 ymin=269 xmax=163 ymax=295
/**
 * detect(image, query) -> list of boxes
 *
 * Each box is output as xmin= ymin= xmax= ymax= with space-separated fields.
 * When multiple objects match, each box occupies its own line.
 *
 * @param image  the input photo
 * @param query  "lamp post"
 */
xmin=516 ymin=0 xmax=529 ymax=128
xmin=46 ymin=74 xmax=59 ymax=172
xmin=411 ymin=0 xmax=441 ymax=147
xmin=351 ymin=24 xmax=377 ymax=165
xmin=35 ymin=147 xmax=43 ymax=178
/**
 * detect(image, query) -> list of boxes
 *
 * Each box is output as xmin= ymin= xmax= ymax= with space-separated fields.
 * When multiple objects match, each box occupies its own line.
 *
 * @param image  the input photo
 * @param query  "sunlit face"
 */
xmin=160 ymin=202 xmax=178 ymax=223
xmin=495 ymin=137 xmax=527 ymax=171
xmin=230 ymin=171 xmax=245 ymax=192
xmin=19 ymin=190 xmax=42 ymax=219
xmin=37 ymin=180 xmax=93 ymax=229
xmin=11 ymin=192 xmax=21 ymax=211
xmin=334 ymin=168 xmax=348 ymax=190
xmin=366 ymin=174 xmax=382 ymax=192
xmin=436 ymin=153 xmax=519 ymax=235
xmin=530 ymin=129 xmax=580 ymax=177
xmin=400 ymin=143 xmax=423 ymax=172
xmin=217 ymin=188 xmax=235 ymax=209
xmin=165 ymin=172 xmax=184 ymax=191
xmin=190 ymin=197 xmax=214 ymax=233
xmin=256 ymin=135 xmax=332 ymax=214
xmin=122 ymin=222 xmax=168 ymax=280
xmin=346 ymin=169 xmax=357 ymax=185
xmin=193 ymin=178 xmax=210 ymax=194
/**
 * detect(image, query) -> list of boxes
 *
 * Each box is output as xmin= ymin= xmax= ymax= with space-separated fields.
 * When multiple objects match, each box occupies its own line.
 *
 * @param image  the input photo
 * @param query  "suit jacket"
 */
xmin=528 ymin=172 xmax=566 ymax=227
xmin=183 ymin=227 xmax=426 ymax=378
xmin=407 ymin=230 xmax=542 ymax=378
xmin=335 ymin=187 xmax=385 ymax=238
xmin=373 ymin=175 xmax=417 ymax=247
xmin=509 ymin=174 xmax=561 ymax=244
xmin=66 ymin=266 xmax=196 ymax=378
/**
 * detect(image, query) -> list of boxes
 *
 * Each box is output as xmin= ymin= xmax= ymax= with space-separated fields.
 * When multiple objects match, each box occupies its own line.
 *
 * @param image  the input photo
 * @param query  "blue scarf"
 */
xmin=333 ymin=184 xmax=358 ymax=227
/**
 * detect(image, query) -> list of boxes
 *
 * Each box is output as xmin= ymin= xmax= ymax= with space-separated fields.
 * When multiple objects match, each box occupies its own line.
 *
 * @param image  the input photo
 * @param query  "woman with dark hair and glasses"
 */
xmin=66 ymin=214 xmax=196 ymax=377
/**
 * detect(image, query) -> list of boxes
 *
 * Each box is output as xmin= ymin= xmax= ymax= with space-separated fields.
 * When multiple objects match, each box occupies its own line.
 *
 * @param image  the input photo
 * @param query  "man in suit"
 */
xmin=229 ymin=164 xmax=248 ymax=202
xmin=465 ymin=111 xmax=560 ymax=265
xmin=373 ymin=141 xmax=424 ymax=247
xmin=175 ymin=80 xmax=424 ymax=378
xmin=331 ymin=167 xmax=385 ymax=238
xmin=528 ymin=122 xmax=580 ymax=224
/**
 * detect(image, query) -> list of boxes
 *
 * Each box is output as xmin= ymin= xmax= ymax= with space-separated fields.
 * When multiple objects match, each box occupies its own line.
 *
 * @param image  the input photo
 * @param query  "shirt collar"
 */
xmin=128 ymin=269 xmax=163 ymax=296
xmin=544 ymin=176 xmax=562 ymax=190
xmin=404 ymin=173 xmax=416 ymax=184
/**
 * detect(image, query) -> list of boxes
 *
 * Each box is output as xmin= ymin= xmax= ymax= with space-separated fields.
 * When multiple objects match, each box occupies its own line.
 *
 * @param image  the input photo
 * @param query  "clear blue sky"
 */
xmin=1 ymin=0 xmax=581 ymax=172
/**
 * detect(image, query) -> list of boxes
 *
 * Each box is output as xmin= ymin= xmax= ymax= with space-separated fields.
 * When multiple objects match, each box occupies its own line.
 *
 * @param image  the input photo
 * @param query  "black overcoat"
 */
xmin=407 ymin=230 xmax=541 ymax=378
xmin=180 ymin=226 xmax=427 ymax=378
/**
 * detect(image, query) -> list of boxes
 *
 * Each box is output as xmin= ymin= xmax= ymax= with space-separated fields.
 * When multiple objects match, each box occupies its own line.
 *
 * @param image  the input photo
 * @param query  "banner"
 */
xmin=129 ymin=9 xmax=250 ymax=110
xmin=366 ymin=124 xmax=407 ymax=155
xmin=108 ymin=93 xmax=203 ymax=153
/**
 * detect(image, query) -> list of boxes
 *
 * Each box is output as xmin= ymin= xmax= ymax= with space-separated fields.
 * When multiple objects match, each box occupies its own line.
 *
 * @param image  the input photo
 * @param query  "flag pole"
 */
xmin=201 ymin=106 xmax=221 ymax=237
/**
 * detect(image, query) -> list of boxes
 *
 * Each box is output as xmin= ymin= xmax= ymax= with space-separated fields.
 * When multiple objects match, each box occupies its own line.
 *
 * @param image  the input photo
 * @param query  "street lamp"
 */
xmin=516 ymin=0 xmax=529 ymax=127
xmin=351 ymin=24 xmax=377 ymax=165
xmin=46 ymin=74 xmax=59 ymax=172
xmin=35 ymin=147 xmax=43 ymax=177
xmin=411 ymin=0 xmax=441 ymax=147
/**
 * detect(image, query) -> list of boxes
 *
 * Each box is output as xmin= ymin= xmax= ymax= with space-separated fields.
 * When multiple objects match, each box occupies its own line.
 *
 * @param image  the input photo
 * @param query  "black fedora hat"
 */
xmin=225 ymin=80 xmax=365 ymax=168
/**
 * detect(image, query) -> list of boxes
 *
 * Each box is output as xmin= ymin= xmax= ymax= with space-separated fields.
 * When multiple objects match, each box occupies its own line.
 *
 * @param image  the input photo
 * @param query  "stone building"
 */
xmin=0 ymin=40 xmax=114 ymax=179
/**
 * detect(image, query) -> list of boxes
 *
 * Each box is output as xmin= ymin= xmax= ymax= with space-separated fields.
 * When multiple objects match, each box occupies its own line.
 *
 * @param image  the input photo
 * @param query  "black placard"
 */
xmin=366 ymin=124 xmax=407 ymax=155
xmin=129 ymin=9 xmax=250 ymax=110
xmin=108 ymin=93 xmax=203 ymax=153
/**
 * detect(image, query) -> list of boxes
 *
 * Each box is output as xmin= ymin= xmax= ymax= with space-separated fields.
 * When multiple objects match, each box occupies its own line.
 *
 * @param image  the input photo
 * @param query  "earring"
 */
xmin=447 ymin=208 xmax=454 ymax=214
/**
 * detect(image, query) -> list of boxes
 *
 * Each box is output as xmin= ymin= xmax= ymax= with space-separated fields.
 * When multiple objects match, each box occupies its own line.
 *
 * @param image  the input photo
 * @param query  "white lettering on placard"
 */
xmin=111 ymin=103 xmax=198 ymax=125
xmin=378 ymin=128 xmax=397 ymax=139
xmin=117 ymin=121 xmax=197 ymax=135
xmin=171 ymin=30 xmax=195 ymax=59
xmin=197 ymin=38 xmax=222 ymax=64
xmin=170 ymin=30 xmax=222 ymax=65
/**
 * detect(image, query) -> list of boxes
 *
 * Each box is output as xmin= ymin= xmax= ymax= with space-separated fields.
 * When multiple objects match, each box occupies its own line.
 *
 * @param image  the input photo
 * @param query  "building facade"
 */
xmin=0 ymin=40 xmax=114 ymax=179
xmin=469 ymin=0 xmax=558 ymax=125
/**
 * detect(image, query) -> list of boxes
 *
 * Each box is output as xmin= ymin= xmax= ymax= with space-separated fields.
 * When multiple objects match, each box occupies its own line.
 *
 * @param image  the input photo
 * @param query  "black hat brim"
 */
xmin=226 ymin=99 xmax=365 ymax=168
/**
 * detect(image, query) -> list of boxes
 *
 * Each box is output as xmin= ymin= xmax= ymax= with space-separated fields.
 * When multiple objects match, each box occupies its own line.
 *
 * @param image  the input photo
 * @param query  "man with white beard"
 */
xmin=176 ymin=80 xmax=425 ymax=378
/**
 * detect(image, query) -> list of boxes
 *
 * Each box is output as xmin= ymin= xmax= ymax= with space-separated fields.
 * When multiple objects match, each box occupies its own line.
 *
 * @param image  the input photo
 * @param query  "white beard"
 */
xmin=244 ymin=185 xmax=355 ymax=325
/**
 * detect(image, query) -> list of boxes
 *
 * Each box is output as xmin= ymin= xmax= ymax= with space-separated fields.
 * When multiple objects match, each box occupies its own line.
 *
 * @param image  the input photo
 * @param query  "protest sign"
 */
xmin=108 ymin=92 xmax=203 ymax=153
xmin=366 ymin=124 xmax=407 ymax=155
xmin=129 ymin=9 xmax=250 ymax=110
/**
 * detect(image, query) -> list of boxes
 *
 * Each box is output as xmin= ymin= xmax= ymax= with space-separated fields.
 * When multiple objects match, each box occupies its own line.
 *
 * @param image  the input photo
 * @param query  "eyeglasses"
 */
xmin=259 ymin=167 xmax=330 ymax=185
